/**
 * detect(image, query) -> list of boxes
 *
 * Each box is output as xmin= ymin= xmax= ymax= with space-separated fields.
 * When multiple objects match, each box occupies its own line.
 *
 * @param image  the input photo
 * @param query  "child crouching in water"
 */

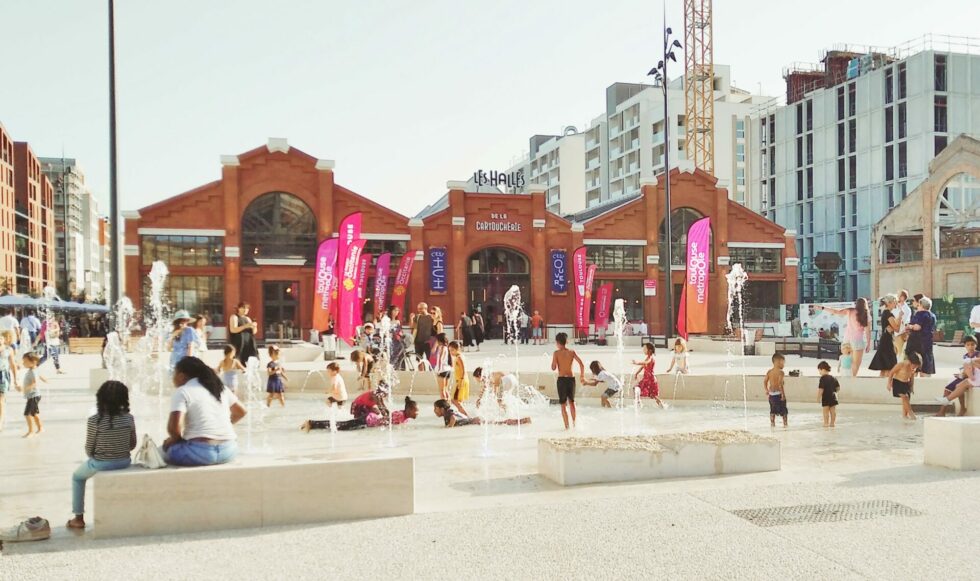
xmin=266 ymin=345 xmax=287 ymax=407
xmin=18 ymin=353 xmax=45 ymax=437
xmin=215 ymin=344 xmax=246 ymax=397
xmin=67 ymin=380 xmax=136 ymax=530
xmin=582 ymin=361 xmax=623 ymax=408
xmin=888 ymin=352 xmax=920 ymax=420
xmin=764 ymin=353 xmax=788 ymax=428
xmin=325 ymin=362 xmax=348 ymax=407
xmin=817 ymin=361 xmax=840 ymax=428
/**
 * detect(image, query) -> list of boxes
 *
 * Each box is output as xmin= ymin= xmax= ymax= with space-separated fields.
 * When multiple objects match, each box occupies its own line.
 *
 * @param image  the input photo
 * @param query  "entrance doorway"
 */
xmin=467 ymin=248 xmax=530 ymax=340
xmin=263 ymin=281 xmax=300 ymax=341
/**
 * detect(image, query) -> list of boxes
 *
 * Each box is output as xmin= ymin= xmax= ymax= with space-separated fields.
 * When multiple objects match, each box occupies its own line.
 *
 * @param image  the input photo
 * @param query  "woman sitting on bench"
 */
xmin=163 ymin=357 xmax=247 ymax=467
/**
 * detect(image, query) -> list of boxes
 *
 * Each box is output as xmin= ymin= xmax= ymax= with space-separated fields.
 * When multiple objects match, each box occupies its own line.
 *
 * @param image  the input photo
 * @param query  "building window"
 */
xmin=806 ymin=100 xmax=813 ymax=131
xmin=736 ymin=120 xmax=745 ymax=139
xmin=837 ymin=123 xmax=845 ymax=157
xmin=362 ymin=240 xmax=408 ymax=268
xmin=885 ymin=107 xmax=894 ymax=142
xmin=736 ymin=167 xmax=745 ymax=186
xmin=142 ymin=275 xmax=225 ymax=324
xmin=898 ymin=142 xmax=907 ymax=178
xmin=593 ymin=279 xmax=643 ymax=322
xmin=847 ymin=83 xmax=856 ymax=117
xmin=806 ymin=168 xmax=814 ymax=198
xmin=848 ymin=119 xmax=856 ymax=153
xmin=797 ymin=170 xmax=804 ymax=202
xmin=658 ymin=208 xmax=712 ymax=268
xmin=241 ymin=192 xmax=317 ymax=266
xmin=585 ymin=245 xmax=643 ymax=272
xmin=885 ymin=145 xmax=894 ymax=181
xmin=796 ymin=103 xmax=804 ymax=134
xmin=837 ymin=87 xmax=845 ymax=121
xmin=796 ymin=136 xmax=804 ymax=168
xmin=935 ymin=135 xmax=948 ymax=155
xmin=806 ymin=133 xmax=813 ymax=166
xmin=886 ymin=184 xmax=895 ymax=209
xmin=884 ymin=236 xmax=922 ymax=263
xmin=898 ymin=102 xmax=907 ymax=139
xmin=849 ymin=192 xmax=857 ymax=227
xmin=797 ymin=204 xmax=804 ymax=234
xmin=768 ymin=146 xmax=775 ymax=175
xmin=884 ymin=67 xmax=894 ymax=103
xmin=848 ymin=156 xmax=857 ymax=190
xmin=934 ymin=95 xmax=948 ymax=133
xmin=140 ymin=235 xmax=223 ymax=267
xmin=935 ymin=54 xmax=947 ymax=92
xmin=729 ymin=247 xmax=782 ymax=273
xmin=736 ymin=143 xmax=745 ymax=162
xmin=837 ymin=158 xmax=846 ymax=192
xmin=806 ymin=201 xmax=813 ymax=232
xmin=898 ymin=62 xmax=907 ymax=99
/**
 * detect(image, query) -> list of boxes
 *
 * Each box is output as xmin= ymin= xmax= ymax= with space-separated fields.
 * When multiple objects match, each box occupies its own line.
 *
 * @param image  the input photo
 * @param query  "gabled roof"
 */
xmin=566 ymin=192 xmax=643 ymax=223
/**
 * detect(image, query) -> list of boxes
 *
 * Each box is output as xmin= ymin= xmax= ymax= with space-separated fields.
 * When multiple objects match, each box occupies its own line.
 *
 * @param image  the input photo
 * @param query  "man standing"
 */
xmin=20 ymin=310 xmax=42 ymax=345
xmin=892 ymin=289 xmax=913 ymax=360
xmin=519 ymin=311 xmax=530 ymax=345
xmin=0 ymin=308 xmax=20 ymax=348
xmin=411 ymin=302 xmax=434 ymax=360
xmin=530 ymin=310 xmax=544 ymax=345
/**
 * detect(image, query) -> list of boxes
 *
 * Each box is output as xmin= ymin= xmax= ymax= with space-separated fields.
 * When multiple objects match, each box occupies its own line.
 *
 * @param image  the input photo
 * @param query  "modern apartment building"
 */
xmin=40 ymin=157 xmax=110 ymax=298
xmin=0 ymin=123 xmax=56 ymax=295
xmin=750 ymin=37 xmax=980 ymax=302
xmin=509 ymin=65 xmax=772 ymax=215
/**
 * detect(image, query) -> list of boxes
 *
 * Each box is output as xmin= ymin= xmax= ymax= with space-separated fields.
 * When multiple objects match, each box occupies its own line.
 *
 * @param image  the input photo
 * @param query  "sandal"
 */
xmin=66 ymin=518 xmax=85 ymax=530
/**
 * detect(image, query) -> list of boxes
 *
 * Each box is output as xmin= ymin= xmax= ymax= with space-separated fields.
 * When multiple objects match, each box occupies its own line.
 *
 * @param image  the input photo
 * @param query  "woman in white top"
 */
xmin=163 ymin=357 xmax=247 ymax=466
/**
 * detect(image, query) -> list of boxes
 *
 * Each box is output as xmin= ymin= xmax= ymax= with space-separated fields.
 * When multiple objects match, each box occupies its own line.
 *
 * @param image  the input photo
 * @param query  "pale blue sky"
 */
xmin=1 ymin=0 xmax=975 ymax=217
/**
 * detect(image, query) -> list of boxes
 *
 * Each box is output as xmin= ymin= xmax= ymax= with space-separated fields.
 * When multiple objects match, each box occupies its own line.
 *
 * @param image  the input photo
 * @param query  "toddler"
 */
xmin=326 ymin=361 xmax=348 ymax=406
xmin=266 ymin=345 xmax=287 ymax=407
xmin=837 ymin=343 xmax=853 ymax=375
xmin=18 ymin=352 xmax=45 ymax=437
xmin=665 ymin=338 xmax=690 ymax=374
xmin=888 ymin=352 xmax=920 ymax=420
xmin=215 ymin=344 xmax=246 ymax=396
xmin=0 ymin=334 xmax=18 ymax=430
xmin=817 ymin=361 xmax=840 ymax=427
xmin=764 ymin=352 xmax=788 ymax=427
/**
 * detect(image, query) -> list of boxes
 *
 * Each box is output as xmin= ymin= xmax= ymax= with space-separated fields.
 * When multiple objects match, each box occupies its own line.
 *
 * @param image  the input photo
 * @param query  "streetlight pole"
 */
xmin=648 ymin=16 xmax=682 ymax=341
xmin=108 ymin=0 xmax=119 ymax=308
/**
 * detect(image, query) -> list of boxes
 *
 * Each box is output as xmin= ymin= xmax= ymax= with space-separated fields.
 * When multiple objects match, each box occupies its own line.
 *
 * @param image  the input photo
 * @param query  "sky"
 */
xmin=1 ymin=0 xmax=977 ymax=218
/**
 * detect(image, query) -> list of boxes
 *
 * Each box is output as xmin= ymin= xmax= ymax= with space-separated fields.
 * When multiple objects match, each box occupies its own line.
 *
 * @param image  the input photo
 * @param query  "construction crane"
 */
xmin=684 ymin=0 xmax=714 ymax=175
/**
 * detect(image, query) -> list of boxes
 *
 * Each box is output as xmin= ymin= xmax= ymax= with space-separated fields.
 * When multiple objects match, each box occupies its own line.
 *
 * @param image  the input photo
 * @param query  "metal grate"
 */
xmin=731 ymin=500 xmax=921 ymax=527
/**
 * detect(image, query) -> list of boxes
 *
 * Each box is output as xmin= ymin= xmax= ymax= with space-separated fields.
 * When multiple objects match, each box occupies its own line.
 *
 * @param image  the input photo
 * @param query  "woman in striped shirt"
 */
xmin=67 ymin=381 xmax=136 ymax=530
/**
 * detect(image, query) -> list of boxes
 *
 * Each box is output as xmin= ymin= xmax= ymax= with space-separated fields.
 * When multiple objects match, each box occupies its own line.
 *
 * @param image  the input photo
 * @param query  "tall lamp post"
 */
xmin=648 ymin=22 xmax=682 ymax=340
xmin=108 ymin=0 xmax=119 ymax=308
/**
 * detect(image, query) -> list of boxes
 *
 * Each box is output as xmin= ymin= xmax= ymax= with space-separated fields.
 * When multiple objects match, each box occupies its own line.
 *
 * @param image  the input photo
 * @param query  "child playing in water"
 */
xmin=432 ymin=399 xmax=530 ymax=428
xmin=837 ymin=343 xmax=853 ymax=375
xmin=817 ymin=361 xmax=840 ymax=428
xmin=664 ymin=338 xmax=690 ymax=374
xmin=448 ymin=341 xmax=470 ymax=417
xmin=582 ymin=361 xmax=623 ymax=408
xmin=935 ymin=336 xmax=979 ymax=416
xmin=215 ymin=344 xmax=246 ymax=396
xmin=350 ymin=349 xmax=375 ymax=391
xmin=0 ymin=333 xmax=18 ymax=430
xmin=325 ymin=362 xmax=348 ymax=407
xmin=266 ymin=345 xmax=287 ymax=407
xmin=632 ymin=343 xmax=664 ymax=408
xmin=764 ymin=352 xmax=788 ymax=427
xmin=888 ymin=352 xmax=920 ymax=420
xmin=301 ymin=396 xmax=417 ymax=432
xmin=18 ymin=352 xmax=45 ymax=437
xmin=551 ymin=332 xmax=585 ymax=429
xmin=472 ymin=367 xmax=519 ymax=410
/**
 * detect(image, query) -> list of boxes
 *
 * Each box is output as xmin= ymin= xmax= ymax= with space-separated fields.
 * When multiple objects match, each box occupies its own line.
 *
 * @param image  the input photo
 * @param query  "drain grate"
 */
xmin=731 ymin=500 xmax=921 ymax=527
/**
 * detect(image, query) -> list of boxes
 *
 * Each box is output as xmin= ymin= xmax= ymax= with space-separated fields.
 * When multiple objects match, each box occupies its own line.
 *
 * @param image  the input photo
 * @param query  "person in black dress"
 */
xmin=869 ymin=295 xmax=899 ymax=377
xmin=228 ymin=302 xmax=259 ymax=366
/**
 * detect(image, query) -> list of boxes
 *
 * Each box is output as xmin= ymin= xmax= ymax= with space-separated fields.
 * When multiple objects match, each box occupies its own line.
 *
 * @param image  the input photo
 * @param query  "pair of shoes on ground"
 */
xmin=0 ymin=516 xmax=51 ymax=542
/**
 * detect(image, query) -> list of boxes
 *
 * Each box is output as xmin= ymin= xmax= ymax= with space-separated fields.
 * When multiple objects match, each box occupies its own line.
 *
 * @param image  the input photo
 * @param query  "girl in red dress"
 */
xmin=632 ymin=343 xmax=664 ymax=408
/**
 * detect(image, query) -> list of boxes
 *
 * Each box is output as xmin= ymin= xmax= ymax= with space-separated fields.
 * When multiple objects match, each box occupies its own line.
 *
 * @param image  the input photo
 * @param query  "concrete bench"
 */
xmin=69 ymin=337 xmax=106 ymax=354
xmin=538 ymin=430 xmax=779 ymax=486
xmin=924 ymin=417 xmax=980 ymax=470
xmin=93 ymin=457 xmax=414 ymax=538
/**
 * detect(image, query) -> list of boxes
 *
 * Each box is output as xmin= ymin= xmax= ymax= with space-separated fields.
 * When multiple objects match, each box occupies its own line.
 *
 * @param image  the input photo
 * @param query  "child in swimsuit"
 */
xmin=215 ymin=344 xmax=246 ymax=397
xmin=764 ymin=352 xmax=788 ymax=427
xmin=888 ymin=352 xmax=920 ymax=420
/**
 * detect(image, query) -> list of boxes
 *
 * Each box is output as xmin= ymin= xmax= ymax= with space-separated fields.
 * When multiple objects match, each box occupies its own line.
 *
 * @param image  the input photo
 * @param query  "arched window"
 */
xmin=659 ymin=207 xmax=711 ymax=267
xmin=467 ymin=247 xmax=530 ymax=340
xmin=936 ymin=173 xmax=980 ymax=259
xmin=241 ymin=192 xmax=317 ymax=266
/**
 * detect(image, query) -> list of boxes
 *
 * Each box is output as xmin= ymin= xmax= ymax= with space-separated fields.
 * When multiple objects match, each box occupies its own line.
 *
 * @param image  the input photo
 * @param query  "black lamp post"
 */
xmin=108 ymin=0 xmax=119 ymax=308
xmin=648 ymin=22 xmax=682 ymax=340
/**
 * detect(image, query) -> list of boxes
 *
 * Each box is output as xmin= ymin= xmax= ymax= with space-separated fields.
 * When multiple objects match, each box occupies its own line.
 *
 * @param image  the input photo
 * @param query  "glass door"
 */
xmin=263 ymin=281 xmax=300 ymax=341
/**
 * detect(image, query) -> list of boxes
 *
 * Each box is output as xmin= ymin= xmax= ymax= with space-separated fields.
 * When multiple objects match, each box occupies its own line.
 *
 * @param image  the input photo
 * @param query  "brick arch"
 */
xmin=464 ymin=243 xmax=532 ymax=269
xmin=239 ymin=178 xmax=319 ymax=218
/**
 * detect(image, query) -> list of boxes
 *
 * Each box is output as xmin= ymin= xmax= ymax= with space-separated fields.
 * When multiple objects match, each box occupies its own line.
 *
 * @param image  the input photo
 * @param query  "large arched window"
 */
xmin=467 ymin=247 xmax=530 ymax=340
xmin=659 ymin=207 xmax=712 ymax=268
xmin=241 ymin=192 xmax=317 ymax=266
xmin=936 ymin=173 xmax=980 ymax=259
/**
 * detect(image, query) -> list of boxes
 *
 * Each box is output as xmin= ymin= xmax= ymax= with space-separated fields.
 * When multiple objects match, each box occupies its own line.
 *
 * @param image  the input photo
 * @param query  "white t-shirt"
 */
xmin=329 ymin=375 xmax=348 ymax=402
xmin=892 ymin=303 xmax=912 ymax=334
xmin=970 ymin=305 xmax=980 ymax=331
xmin=596 ymin=370 xmax=623 ymax=392
xmin=500 ymin=374 xmax=520 ymax=392
xmin=170 ymin=378 xmax=239 ymax=441
xmin=0 ymin=315 xmax=18 ymax=332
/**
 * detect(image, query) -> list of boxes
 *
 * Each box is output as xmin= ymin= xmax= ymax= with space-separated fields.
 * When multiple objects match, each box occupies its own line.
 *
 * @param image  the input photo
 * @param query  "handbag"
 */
xmin=135 ymin=434 xmax=168 ymax=469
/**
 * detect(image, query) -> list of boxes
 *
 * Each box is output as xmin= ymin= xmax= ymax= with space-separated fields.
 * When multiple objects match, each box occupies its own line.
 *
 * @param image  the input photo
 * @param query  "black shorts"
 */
xmin=603 ymin=388 xmax=619 ymax=399
xmin=327 ymin=397 xmax=345 ymax=406
xmin=557 ymin=377 xmax=576 ymax=404
xmin=24 ymin=396 xmax=40 ymax=416
xmin=438 ymin=371 xmax=451 ymax=379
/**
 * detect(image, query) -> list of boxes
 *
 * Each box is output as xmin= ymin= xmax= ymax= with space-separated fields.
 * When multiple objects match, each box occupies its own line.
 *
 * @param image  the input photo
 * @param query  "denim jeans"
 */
xmin=39 ymin=345 xmax=60 ymax=371
xmin=165 ymin=440 xmax=238 ymax=467
xmin=72 ymin=457 xmax=132 ymax=514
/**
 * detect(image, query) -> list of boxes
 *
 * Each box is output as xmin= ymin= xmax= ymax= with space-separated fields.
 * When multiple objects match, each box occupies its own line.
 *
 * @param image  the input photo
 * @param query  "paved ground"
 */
xmin=1 ymin=342 xmax=977 ymax=580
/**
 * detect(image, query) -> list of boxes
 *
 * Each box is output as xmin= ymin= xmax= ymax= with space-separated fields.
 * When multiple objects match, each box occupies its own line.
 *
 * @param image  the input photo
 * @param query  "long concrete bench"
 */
xmin=93 ymin=457 xmax=414 ymax=539
xmin=539 ymin=430 xmax=780 ymax=486
xmin=923 ymin=417 xmax=980 ymax=470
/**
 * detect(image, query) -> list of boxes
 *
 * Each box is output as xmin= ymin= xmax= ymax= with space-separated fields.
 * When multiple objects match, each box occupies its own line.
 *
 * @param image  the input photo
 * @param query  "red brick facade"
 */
xmin=125 ymin=142 xmax=797 ymax=337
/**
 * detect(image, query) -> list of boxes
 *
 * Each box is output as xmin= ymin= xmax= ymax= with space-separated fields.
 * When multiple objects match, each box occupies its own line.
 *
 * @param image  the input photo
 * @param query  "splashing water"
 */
xmin=243 ymin=356 xmax=267 ymax=452
xmin=612 ymin=299 xmax=628 ymax=412
xmin=503 ymin=285 xmax=524 ymax=374
xmin=378 ymin=315 xmax=398 ymax=447
xmin=725 ymin=263 xmax=750 ymax=427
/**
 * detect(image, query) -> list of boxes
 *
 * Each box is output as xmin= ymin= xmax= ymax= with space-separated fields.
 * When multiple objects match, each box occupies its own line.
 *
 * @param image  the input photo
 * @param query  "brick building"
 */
xmin=124 ymin=139 xmax=797 ymax=338
xmin=0 ymin=122 xmax=56 ymax=295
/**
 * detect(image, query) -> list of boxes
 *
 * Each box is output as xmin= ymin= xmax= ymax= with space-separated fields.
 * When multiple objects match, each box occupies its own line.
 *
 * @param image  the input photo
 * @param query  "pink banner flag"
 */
xmin=390 ymin=252 xmax=415 ymax=314
xmin=678 ymin=216 xmax=711 ymax=339
xmin=335 ymin=212 xmax=362 ymax=324
xmin=373 ymin=252 xmax=392 ymax=320
xmin=337 ymin=238 xmax=366 ymax=346
xmin=312 ymin=239 xmax=338 ymax=331
xmin=355 ymin=253 xmax=372 ymax=328
xmin=594 ymin=282 xmax=613 ymax=333
xmin=572 ymin=247 xmax=588 ymax=330
xmin=584 ymin=264 xmax=597 ymax=330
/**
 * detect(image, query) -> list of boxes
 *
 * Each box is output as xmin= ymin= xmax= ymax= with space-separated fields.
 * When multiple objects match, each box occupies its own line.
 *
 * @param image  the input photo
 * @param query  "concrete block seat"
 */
xmin=924 ymin=417 xmax=980 ymax=470
xmin=538 ymin=430 xmax=779 ymax=486
xmin=93 ymin=456 xmax=414 ymax=538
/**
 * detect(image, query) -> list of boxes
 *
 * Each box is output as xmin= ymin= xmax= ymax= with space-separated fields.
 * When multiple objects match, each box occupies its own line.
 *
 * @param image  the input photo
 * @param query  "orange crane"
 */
xmin=684 ymin=0 xmax=714 ymax=175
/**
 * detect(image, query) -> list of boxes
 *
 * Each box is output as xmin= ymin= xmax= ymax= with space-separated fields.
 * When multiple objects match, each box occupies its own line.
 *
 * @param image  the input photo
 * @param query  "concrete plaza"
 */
xmin=1 ymin=342 xmax=978 ymax=580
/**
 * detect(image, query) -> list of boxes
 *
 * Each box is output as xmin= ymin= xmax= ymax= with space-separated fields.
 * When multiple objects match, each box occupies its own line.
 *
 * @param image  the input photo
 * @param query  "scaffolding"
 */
xmin=684 ymin=0 xmax=714 ymax=175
